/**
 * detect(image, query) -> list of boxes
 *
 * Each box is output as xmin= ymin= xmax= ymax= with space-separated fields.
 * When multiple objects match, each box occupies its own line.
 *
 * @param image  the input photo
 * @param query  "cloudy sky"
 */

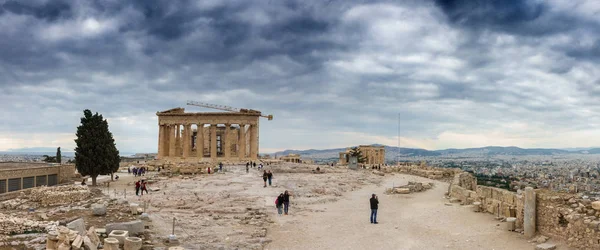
xmin=2 ymin=0 xmax=600 ymax=153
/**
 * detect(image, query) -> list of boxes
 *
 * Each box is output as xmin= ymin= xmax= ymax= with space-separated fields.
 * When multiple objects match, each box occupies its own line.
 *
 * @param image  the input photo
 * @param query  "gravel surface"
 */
xmin=266 ymin=174 xmax=565 ymax=250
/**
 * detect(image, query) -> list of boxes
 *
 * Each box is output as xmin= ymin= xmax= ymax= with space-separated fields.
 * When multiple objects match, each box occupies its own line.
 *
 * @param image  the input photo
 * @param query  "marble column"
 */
xmin=175 ymin=124 xmax=181 ymax=156
xmin=162 ymin=125 xmax=169 ymax=157
xmin=169 ymin=125 xmax=176 ymax=157
xmin=158 ymin=125 xmax=164 ymax=157
xmin=210 ymin=124 xmax=217 ymax=160
xmin=183 ymin=124 xmax=190 ymax=158
xmin=197 ymin=124 xmax=204 ymax=159
xmin=524 ymin=187 xmax=536 ymax=238
xmin=249 ymin=124 xmax=258 ymax=160
xmin=224 ymin=123 xmax=230 ymax=159
xmin=238 ymin=124 xmax=246 ymax=159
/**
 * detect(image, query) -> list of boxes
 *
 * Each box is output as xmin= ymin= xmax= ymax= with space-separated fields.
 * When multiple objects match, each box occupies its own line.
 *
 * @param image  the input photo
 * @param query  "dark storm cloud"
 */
xmin=3 ymin=0 xmax=600 ymax=151
xmin=433 ymin=0 xmax=576 ymax=36
xmin=1 ymin=0 xmax=72 ymax=22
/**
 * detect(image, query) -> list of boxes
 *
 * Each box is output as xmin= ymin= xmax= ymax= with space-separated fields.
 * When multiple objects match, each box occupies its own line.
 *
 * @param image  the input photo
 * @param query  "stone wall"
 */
xmin=446 ymin=170 xmax=600 ymax=249
xmin=448 ymin=171 xmax=525 ymax=229
xmin=0 ymin=163 xmax=74 ymax=195
xmin=536 ymin=191 xmax=600 ymax=249
xmin=392 ymin=164 xmax=458 ymax=180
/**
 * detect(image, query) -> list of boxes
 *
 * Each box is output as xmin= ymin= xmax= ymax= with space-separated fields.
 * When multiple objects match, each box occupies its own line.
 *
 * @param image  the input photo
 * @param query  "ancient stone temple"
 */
xmin=339 ymin=145 xmax=385 ymax=165
xmin=156 ymin=108 xmax=260 ymax=161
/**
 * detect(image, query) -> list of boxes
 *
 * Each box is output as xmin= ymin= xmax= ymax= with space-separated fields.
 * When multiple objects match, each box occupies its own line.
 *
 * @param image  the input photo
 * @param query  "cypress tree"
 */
xmin=74 ymin=109 xmax=120 ymax=186
xmin=56 ymin=147 xmax=61 ymax=164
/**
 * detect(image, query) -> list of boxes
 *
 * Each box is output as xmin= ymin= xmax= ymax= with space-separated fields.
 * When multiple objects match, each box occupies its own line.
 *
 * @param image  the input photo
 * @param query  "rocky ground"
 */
xmin=0 ymin=185 xmax=137 ymax=249
xmin=110 ymin=162 xmax=384 ymax=249
xmin=0 ymin=162 xmax=572 ymax=250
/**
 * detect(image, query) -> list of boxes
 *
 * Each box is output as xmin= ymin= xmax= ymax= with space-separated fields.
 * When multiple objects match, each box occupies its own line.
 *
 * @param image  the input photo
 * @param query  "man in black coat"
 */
xmin=370 ymin=194 xmax=379 ymax=224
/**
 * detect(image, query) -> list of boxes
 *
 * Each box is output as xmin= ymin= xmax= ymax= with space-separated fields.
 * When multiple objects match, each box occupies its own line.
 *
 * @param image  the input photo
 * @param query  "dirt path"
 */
xmin=267 ymin=174 xmax=547 ymax=250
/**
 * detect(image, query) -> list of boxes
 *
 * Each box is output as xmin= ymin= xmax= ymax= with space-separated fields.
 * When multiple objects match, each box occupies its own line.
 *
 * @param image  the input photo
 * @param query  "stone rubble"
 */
xmin=29 ymin=185 xmax=92 ymax=207
xmin=386 ymin=181 xmax=434 ymax=194
xmin=0 ymin=212 xmax=58 ymax=235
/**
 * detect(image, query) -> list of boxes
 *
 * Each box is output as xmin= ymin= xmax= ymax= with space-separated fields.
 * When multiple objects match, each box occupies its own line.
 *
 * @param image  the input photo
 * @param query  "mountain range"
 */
xmin=269 ymin=145 xmax=600 ymax=162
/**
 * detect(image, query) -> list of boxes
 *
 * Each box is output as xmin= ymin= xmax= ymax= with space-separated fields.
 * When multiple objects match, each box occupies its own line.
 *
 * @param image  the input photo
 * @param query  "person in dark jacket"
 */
xmin=283 ymin=190 xmax=291 ymax=215
xmin=262 ymin=170 xmax=268 ymax=187
xmin=267 ymin=170 xmax=273 ymax=186
xmin=370 ymin=194 xmax=379 ymax=224
xmin=276 ymin=193 xmax=285 ymax=215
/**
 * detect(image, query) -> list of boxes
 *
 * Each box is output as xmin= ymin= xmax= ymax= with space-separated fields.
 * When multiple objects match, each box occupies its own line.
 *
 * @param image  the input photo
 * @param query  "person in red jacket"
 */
xmin=141 ymin=180 xmax=148 ymax=195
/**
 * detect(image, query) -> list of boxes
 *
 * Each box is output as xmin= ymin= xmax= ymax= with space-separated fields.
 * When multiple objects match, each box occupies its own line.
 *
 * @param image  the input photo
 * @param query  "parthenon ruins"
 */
xmin=156 ymin=107 xmax=260 ymax=161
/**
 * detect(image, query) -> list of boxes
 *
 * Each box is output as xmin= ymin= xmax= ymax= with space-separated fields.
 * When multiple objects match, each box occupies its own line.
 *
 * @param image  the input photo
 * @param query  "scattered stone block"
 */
xmin=535 ymin=243 xmax=556 ymax=250
xmin=92 ymin=204 xmax=107 ymax=216
xmin=83 ymin=235 xmax=98 ymax=250
xmin=71 ymin=235 xmax=83 ymax=248
xmin=66 ymin=218 xmax=86 ymax=235
xmin=108 ymin=230 xmax=129 ymax=245
xmin=124 ymin=237 xmax=143 ymax=250
xmin=535 ymin=235 xmax=549 ymax=244
xmin=592 ymin=201 xmax=600 ymax=210
xmin=104 ymin=238 xmax=120 ymax=250
xmin=505 ymin=217 xmax=516 ymax=231
xmin=106 ymin=220 xmax=144 ymax=235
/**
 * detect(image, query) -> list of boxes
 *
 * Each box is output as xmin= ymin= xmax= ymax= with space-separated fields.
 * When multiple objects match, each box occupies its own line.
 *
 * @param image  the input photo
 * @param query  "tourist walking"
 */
xmin=253 ymin=162 xmax=256 ymax=168
xmin=276 ymin=193 xmax=284 ymax=215
xmin=135 ymin=180 xmax=141 ymax=196
xmin=262 ymin=170 xmax=268 ymax=187
xmin=370 ymin=194 xmax=379 ymax=224
xmin=267 ymin=170 xmax=273 ymax=186
xmin=219 ymin=162 xmax=223 ymax=172
xmin=133 ymin=168 xmax=138 ymax=177
xmin=141 ymin=180 xmax=148 ymax=195
xmin=246 ymin=164 xmax=249 ymax=173
xmin=283 ymin=190 xmax=291 ymax=215
xmin=246 ymin=162 xmax=250 ymax=170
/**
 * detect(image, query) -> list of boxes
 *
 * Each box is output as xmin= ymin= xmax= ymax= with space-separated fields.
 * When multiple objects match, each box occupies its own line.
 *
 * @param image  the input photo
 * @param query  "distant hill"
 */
xmin=269 ymin=145 xmax=600 ymax=162
xmin=7 ymin=147 xmax=70 ymax=152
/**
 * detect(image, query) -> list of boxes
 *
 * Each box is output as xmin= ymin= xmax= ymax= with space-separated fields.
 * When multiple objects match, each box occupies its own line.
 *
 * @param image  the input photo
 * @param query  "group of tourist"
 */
xmin=275 ymin=190 xmax=291 ymax=215
xmin=135 ymin=180 xmax=148 ymax=196
xmin=128 ymin=166 xmax=147 ymax=177
xmin=262 ymin=170 xmax=273 ymax=187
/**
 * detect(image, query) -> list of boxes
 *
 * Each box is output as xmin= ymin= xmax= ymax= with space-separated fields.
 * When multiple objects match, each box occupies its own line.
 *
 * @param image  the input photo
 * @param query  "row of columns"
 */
xmin=158 ymin=123 xmax=258 ymax=160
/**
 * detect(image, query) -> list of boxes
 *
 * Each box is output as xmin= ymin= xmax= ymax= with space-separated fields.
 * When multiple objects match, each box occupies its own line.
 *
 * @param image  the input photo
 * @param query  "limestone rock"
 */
xmin=535 ymin=243 xmax=556 ymax=250
xmin=592 ymin=201 xmax=600 ymax=210
xmin=92 ymin=204 xmax=107 ymax=216
xmin=535 ymin=235 xmax=549 ymax=243
xmin=67 ymin=218 xmax=86 ymax=235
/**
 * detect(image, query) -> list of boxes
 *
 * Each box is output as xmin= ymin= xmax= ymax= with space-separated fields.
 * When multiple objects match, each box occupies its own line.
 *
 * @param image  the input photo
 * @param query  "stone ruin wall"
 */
xmin=447 ymin=170 xmax=600 ymax=249
xmin=535 ymin=191 xmax=600 ymax=249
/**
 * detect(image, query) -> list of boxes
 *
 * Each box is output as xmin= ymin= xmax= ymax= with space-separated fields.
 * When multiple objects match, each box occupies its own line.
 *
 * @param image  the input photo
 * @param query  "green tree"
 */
xmin=56 ymin=147 xmax=61 ymax=164
xmin=349 ymin=147 xmax=366 ymax=163
xmin=74 ymin=109 xmax=120 ymax=186
xmin=42 ymin=155 xmax=57 ymax=163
